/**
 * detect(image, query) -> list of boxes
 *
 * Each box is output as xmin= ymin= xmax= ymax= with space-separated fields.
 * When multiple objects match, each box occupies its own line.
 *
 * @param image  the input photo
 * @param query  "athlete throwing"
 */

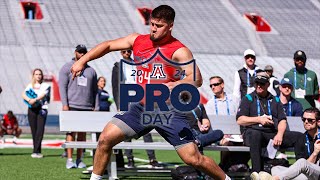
xmin=71 ymin=5 xmax=229 ymax=180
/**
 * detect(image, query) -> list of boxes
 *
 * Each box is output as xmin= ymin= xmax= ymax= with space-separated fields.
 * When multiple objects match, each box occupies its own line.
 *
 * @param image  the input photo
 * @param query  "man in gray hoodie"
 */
xmin=59 ymin=44 xmax=98 ymax=169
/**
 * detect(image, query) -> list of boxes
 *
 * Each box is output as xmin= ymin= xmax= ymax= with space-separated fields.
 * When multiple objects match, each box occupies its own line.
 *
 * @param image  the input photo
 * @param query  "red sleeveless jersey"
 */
xmin=132 ymin=34 xmax=186 ymax=86
xmin=3 ymin=114 xmax=17 ymax=128
xmin=132 ymin=34 xmax=186 ymax=104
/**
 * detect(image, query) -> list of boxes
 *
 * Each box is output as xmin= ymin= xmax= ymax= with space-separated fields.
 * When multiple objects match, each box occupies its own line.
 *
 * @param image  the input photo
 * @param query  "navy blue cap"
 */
xmin=75 ymin=44 xmax=87 ymax=54
xmin=280 ymin=78 xmax=293 ymax=86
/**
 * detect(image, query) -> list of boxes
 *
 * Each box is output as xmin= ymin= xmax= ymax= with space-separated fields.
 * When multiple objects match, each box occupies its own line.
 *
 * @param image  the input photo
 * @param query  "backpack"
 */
xmin=171 ymin=166 xmax=208 ymax=180
xmin=263 ymin=157 xmax=289 ymax=173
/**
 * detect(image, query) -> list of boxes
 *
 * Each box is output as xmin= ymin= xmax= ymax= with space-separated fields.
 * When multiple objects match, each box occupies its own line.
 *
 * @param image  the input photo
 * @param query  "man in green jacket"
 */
xmin=284 ymin=50 xmax=319 ymax=110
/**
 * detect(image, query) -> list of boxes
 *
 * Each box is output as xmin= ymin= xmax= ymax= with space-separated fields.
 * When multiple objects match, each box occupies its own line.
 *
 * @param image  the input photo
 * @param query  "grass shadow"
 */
xmin=0 ymin=152 xmax=32 ymax=156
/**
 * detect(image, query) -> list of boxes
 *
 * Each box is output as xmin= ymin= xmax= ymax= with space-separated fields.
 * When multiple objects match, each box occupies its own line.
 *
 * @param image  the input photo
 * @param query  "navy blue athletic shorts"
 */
xmin=113 ymin=103 xmax=194 ymax=148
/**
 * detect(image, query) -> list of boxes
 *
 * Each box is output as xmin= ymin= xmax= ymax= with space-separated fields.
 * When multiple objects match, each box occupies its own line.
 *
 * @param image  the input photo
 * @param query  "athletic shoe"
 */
xmin=149 ymin=159 xmax=163 ymax=169
xmin=61 ymin=151 xmax=67 ymax=158
xmin=126 ymin=158 xmax=135 ymax=168
xmin=76 ymin=159 xmax=87 ymax=168
xmin=259 ymin=171 xmax=273 ymax=180
xmin=66 ymin=159 xmax=76 ymax=169
xmin=13 ymin=136 xmax=17 ymax=144
xmin=86 ymin=165 xmax=93 ymax=171
xmin=31 ymin=153 xmax=43 ymax=158
xmin=250 ymin=172 xmax=260 ymax=180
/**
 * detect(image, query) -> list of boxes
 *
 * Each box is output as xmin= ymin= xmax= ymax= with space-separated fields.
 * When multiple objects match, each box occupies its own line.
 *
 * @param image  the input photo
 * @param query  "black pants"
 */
xmin=243 ymin=128 xmax=302 ymax=172
xmin=28 ymin=107 xmax=47 ymax=153
xmin=124 ymin=133 xmax=156 ymax=161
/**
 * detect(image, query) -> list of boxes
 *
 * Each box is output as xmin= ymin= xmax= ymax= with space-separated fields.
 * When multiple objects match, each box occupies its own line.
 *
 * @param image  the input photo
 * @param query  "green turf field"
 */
xmin=0 ymin=134 xmax=298 ymax=179
xmin=0 ymin=147 xmax=221 ymax=180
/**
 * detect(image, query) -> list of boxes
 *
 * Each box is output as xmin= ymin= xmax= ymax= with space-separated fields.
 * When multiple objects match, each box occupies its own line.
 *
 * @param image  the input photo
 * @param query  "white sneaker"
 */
xmin=87 ymin=166 xmax=93 ymax=171
xmin=13 ymin=136 xmax=17 ymax=144
xmin=76 ymin=159 xmax=86 ymax=168
xmin=61 ymin=151 xmax=67 ymax=158
xmin=250 ymin=172 xmax=260 ymax=180
xmin=31 ymin=153 xmax=43 ymax=158
xmin=66 ymin=159 xmax=76 ymax=169
xmin=259 ymin=171 xmax=273 ymax=180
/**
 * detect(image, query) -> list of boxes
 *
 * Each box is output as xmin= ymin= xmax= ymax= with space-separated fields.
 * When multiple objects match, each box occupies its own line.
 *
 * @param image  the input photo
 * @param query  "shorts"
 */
xmin=113 ymin=103 xmax=194 ymax=148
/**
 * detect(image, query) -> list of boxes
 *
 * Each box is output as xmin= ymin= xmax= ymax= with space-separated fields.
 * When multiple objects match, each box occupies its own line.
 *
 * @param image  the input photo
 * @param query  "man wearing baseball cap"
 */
xmin=59 ymin=44 xmax=98 ymax=169
xmin=236 ymin=71 xmax=301 ymax=173
xmin=75 ymin=44 xmax=88 ymax=54
xmin=233 ymin=49 xmax=261 ymax=105
xmin=279 ymin=78 xmax=303 ymax=117
xmin=284 ymin=50 xmax=319 ymax=110
xmin=264 ymin=65 xmax=280 ymax=96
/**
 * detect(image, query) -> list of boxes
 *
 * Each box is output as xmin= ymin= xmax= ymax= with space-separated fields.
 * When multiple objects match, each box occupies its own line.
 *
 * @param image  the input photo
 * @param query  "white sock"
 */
xmin=90 ymin=172 xmax=103 ymax=180
xmin=67 ymin=158 xmax=72 ymax=162
xmin=225 ymin=174 xmax=231 ymax=180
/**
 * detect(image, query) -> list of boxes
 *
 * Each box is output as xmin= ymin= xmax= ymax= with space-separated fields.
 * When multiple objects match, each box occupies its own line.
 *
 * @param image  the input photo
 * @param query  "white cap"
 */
xmin=243 ymin=49 xmax=255 ymax=57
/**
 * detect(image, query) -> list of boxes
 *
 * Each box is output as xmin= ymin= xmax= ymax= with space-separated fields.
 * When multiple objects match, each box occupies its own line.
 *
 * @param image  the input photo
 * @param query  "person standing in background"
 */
xmin=96 ymin=76 xmax=113 ymax=112
xmin=59 ymin=44 xmax=98 ymax=169
xmin=265 ymin=65 xmax=280 ymax=96
xmin=87 ymin=76 xmax=122 ymax=171
xmin=22 ymin=68 xmax=51 ymax=158
xmin=233 ymin=49 xmax=261 ymax=105
xmin=284 ymin=50 xmax=319 ymax=110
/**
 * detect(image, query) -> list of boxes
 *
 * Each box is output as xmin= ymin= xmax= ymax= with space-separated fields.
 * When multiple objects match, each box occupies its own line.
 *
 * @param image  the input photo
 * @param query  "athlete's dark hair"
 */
xmin=303 ymin=107 xmax=320 ymax=120
xmin=151 ymin=5 xmax=175 ymax=24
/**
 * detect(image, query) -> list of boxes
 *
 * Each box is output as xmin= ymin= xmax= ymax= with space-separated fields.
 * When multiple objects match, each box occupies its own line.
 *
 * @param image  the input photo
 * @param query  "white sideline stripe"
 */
xmin=133 ymin=157 xmax=176 ymax=167
xmin=0 ymin=138 xmax=64 ymax=149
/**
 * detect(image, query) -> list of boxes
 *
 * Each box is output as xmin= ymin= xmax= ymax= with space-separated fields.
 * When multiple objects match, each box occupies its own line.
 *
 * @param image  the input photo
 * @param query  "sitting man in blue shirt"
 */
xmin=279 ymin=78 xmax=303 ymax=117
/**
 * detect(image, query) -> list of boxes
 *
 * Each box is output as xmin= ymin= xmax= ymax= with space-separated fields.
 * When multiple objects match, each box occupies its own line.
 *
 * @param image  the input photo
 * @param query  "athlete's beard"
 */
xmin=150 ymin=33 xmax=166 ymax=42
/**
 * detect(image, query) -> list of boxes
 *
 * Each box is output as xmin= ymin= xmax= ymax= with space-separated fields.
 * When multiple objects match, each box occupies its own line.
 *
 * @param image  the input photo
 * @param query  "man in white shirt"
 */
xmin=233 ymin=49 xmax=261 ymax=105
xmin=206 ymin=76 xmax=237 ymax=116
xmin=206 ymin=76 xmax=250 ymax=172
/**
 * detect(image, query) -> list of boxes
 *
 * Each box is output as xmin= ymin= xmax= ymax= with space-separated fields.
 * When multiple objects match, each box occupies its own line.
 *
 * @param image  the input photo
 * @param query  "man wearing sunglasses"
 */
xmin=233 ymin=49 xmax=261 ymax=106
xmin=284 ymin=50 xmax=319 ymax=110
xmin=112 ymin=50 xmax=135 ymax=111
xmin=206 ymin=76 xmax=237 ymax=116
xmin=251 ymin=107 xmax=320 ymax=180
xmin=237 ymin=71 xmax=302 ymax=173
xmin=206 ymin=76 xmax=250 ymax=172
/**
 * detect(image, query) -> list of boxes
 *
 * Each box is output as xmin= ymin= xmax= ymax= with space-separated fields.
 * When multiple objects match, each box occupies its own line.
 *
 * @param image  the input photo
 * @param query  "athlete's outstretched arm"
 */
xmin=71 ymin=33 xmax=139 ymax=78
xmin=167 ymin=47 xmax=203 ymax=89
